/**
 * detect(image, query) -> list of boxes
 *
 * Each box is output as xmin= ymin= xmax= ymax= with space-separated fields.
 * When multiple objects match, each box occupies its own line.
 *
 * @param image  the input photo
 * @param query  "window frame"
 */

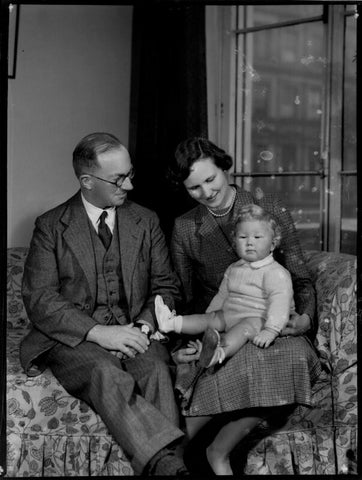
xmin=207 ymin=4 xmax=357 ymax=253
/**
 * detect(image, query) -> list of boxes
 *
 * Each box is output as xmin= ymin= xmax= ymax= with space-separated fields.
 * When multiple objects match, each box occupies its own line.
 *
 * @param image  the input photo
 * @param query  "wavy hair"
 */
xmin=168 ymin=137 xmax=233 ymax=188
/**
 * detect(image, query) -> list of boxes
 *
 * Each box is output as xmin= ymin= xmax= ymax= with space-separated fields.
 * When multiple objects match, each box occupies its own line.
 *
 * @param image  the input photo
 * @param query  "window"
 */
xmin=341 ymin=14 xmax=357 ymax=253
xmin=209 ymin=5 xmax=357 ymax=254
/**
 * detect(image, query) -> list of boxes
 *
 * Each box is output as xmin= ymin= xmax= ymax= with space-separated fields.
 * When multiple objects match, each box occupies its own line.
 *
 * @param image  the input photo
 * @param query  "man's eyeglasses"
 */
xmin=87 ymin=168 xmax=135 ymax=188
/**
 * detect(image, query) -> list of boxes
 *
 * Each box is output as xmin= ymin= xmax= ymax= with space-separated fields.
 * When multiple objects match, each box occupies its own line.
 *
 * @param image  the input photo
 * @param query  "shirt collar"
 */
xmin=238 ymin=253 xmax=275 ymax=269
xmin=81 ymin=194 xmax=116 ymax=232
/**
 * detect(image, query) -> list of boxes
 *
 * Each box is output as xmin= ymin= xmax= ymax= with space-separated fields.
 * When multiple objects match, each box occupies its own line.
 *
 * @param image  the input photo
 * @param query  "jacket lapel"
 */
xmin=61 ymin=192 xmax=97 ymax=300
xmin=116 ymin=203 xmax=143 ymax=302
xmin=231 ymin=187 xmax=254 ymax=223
xmin=196 ymin=204 xmax=235 ymax=255
xmin=197 ymin=186 xmax=254 ymax=256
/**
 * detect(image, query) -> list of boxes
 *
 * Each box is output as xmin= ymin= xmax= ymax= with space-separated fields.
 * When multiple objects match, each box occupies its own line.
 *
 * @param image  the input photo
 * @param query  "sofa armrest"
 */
xmin=305 ymin=251 xmax=357 ymax=373
xmin=7 ymin=248 xmax=30 ymax=330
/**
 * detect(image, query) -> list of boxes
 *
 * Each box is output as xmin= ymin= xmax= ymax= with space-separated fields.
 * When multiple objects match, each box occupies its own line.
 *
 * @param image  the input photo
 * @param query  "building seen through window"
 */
xmin=216 ymin=4 xmax=357 ymax=254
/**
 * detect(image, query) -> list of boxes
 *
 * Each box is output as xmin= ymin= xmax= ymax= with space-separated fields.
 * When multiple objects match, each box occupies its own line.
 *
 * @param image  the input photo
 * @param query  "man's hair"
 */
xmin=168 ymin=137 xmax=233 ymax=188
xmin=234 ymin=204 xmax=282 ymax=246
xmin=72 ymin=132 xmax=124 ymax=177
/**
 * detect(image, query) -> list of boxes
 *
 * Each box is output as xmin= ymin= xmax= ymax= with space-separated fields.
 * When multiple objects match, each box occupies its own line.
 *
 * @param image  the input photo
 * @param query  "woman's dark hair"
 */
xmin=168 ymin=137 xmax=233 ymax=187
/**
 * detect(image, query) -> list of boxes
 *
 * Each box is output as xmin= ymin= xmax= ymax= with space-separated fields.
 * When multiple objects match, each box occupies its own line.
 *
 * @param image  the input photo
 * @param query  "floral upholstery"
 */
xmin=6 ymin=248 xmax=357 ymax=476
xmin=243 ymin=251 xmax=357 ymax=475
xmin=6 ymin=248 xmax=133 ymax=477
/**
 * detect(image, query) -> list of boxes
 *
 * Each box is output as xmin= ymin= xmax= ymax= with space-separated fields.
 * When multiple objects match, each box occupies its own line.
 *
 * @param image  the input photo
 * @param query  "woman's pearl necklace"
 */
xmin=206 ymin=187 xmax=237 ymax=217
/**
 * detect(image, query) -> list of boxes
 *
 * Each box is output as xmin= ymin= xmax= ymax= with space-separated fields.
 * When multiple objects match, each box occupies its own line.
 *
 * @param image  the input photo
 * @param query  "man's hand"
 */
xmin=280 ymin=313 xmax=311 ymax=336
xmin=253 ymin=329 xmax=277 ymax=348
xmin=86 ymin=323 xmax=150 ymax=358
xmin=172 ymin=340 xmax=202 ymax=364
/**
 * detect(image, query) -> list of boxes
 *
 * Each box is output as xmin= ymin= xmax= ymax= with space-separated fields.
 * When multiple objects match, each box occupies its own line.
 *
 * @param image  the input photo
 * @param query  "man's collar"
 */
xmin=81 ymin=193 xmax=115 ymax=215
xmin=81 ymin=194 xmax=116 ymax=228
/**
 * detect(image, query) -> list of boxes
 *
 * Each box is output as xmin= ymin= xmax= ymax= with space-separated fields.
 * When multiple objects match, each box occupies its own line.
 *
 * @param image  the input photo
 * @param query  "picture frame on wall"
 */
xmin=8 ymin=4 xmax=20 ymax=79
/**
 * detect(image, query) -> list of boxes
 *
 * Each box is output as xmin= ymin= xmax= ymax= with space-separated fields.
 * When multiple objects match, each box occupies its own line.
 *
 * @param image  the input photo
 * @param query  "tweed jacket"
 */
xmin=171 ymin=186 xmax=315 ymax=327
xmin=20 ymin=191 xmax=181 ymax=375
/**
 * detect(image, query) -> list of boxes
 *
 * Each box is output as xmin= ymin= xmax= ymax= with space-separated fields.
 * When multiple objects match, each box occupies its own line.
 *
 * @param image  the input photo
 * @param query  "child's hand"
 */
xmin=253 ymin=329 xmax=277 ymax=348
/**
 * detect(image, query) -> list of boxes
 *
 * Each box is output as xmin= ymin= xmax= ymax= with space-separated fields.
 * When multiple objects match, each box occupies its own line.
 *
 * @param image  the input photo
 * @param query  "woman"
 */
xmin=168 ymin=137 xmax=321 ymax=475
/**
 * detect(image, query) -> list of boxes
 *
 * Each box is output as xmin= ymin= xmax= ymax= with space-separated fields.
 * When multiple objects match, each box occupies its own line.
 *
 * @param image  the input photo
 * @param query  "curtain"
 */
xmin=128 ymin=3 xmax=208 ymax=240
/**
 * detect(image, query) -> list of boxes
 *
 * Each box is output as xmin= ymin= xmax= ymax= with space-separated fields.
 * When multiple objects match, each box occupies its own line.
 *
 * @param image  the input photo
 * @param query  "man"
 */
xmin=20 ymin=132 xmax=188 ymax=476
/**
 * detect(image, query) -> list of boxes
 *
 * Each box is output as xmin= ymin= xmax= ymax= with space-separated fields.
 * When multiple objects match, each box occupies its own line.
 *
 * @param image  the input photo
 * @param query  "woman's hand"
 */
xmin=172 ymin=340 xmax=202 ymax=364
xmin=280 ymin=313 xmax=311 ymax=336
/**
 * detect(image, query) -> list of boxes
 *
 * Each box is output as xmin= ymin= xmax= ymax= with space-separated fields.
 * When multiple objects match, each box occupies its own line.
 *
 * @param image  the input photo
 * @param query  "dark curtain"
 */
xmin=128 ymin=3 xmax=208 ymax=240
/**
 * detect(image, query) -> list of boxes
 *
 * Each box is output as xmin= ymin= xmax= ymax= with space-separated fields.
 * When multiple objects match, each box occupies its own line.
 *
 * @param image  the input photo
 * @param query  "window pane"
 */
xmin=245 ymin=5 xmax=323 ymax=28
xmin=343 ymin=15 xmax=357 ymax=170
xmin=242 ymin=176 xmax=321 ymax=251
xmin=341 ymin=176 xmax=357 ymax=254
xmin=243 ymin=22 xmax=325 ymax=173
xmin=345 ymin=4 xmax=357 ymax=13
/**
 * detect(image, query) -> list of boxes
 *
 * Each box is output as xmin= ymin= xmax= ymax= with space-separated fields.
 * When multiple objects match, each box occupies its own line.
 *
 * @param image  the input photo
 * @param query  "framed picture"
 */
xmin=8 ymin=4 xmax=20 ymax=78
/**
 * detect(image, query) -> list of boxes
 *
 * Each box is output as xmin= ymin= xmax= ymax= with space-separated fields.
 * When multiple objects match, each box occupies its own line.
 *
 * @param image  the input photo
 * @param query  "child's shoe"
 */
xmin=155 ymin=295 xmax=182 ymax=333
xmin=198 ymin=328 xmax=226 ymax=368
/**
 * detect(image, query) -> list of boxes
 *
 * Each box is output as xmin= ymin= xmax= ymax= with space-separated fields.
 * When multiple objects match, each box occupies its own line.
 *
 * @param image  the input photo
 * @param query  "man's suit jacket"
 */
xmin=20 ymin=191 xmax=181 ymax=376
xmin=171 ymin=186 xmax=316 ymax=329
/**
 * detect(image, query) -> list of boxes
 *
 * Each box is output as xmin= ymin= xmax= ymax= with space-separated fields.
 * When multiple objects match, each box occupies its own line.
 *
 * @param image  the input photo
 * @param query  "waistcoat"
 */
xmin=89 ymin=219 xmax=129 ymax=325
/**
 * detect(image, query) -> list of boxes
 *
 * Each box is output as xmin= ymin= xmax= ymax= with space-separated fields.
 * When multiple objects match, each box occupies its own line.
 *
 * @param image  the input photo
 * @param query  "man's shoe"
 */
xmin=145 ymin=446 xmax=190 ymax=476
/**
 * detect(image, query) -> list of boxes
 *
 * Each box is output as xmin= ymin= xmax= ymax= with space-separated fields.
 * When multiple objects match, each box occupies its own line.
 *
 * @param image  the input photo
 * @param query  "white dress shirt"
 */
xmin=81 ymin=194 xmax=116 ymax=233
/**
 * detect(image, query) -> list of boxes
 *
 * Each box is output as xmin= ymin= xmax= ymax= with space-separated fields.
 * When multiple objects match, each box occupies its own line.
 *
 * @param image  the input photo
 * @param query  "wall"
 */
xmin=7 ymin=4 xmax=133 ymax=247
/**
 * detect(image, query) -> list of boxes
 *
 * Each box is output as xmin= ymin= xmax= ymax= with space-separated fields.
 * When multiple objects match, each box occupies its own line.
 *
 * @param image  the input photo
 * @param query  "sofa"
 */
xmin=5 ymin=247 xmax=357 ymax=476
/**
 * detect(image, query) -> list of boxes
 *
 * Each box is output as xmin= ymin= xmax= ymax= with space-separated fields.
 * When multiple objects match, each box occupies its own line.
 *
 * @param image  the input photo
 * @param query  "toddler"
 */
xmin=156 ymin=203 xmax=296 ymax=368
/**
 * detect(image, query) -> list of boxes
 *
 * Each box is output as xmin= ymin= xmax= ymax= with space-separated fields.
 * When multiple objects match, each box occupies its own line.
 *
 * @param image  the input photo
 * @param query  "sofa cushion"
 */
xmin=7 ymin=328 xmax=134 ymax=476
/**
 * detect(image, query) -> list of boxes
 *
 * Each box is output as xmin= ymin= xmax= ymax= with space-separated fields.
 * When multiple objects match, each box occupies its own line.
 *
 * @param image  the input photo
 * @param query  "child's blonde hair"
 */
xmin=234 ymin=204 xmax=282 ymax=247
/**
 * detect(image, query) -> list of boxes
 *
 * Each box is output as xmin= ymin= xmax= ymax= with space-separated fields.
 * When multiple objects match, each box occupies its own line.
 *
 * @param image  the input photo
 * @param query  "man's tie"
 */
xmin=98 ymin=211 xmax=112 ymax=249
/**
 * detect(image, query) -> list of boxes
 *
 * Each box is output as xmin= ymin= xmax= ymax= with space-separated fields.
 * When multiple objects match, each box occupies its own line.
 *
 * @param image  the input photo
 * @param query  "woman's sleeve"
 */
xmin=170 ymin=220 xmax=195 ymax=309
xmin=268 ymin=196 xmax=316 ymax=327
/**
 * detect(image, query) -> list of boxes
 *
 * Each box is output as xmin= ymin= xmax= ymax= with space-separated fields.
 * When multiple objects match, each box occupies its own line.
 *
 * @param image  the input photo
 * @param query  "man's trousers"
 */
xmin=45 ymin=340 xmax=184 ymax=474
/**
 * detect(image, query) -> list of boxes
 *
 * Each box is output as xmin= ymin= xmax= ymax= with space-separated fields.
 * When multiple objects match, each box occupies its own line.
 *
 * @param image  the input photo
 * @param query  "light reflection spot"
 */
xmin=255 ymin=187 xmax=264 ymax=200
xmin=259 ymin=150 xmax=273 ymax=161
